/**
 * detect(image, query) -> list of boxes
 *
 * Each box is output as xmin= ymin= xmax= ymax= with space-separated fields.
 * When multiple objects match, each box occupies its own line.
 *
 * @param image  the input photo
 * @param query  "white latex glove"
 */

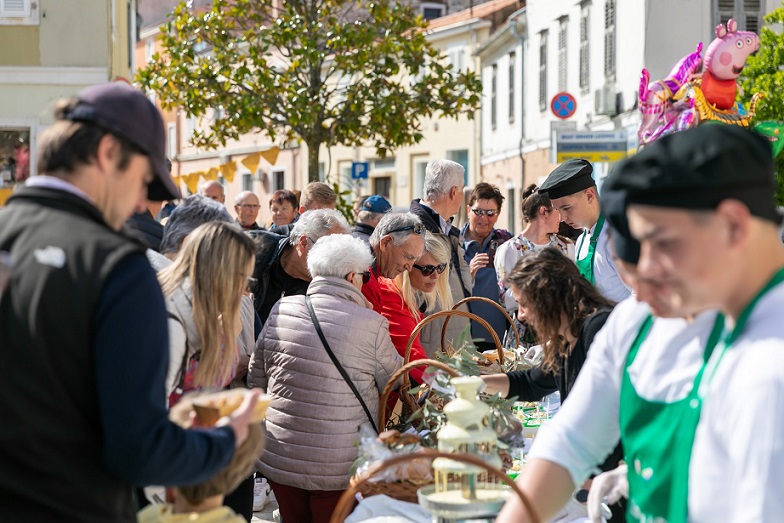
xmin=587 ymin=464 xmax=628 ymax=523
xmin=550 ymin=496 xmax=588 ymax=522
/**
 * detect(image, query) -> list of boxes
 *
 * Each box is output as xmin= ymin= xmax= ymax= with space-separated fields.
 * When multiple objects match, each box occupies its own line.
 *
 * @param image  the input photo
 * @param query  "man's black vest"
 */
xmin=0 ymin=186 xmax=144 ymax=521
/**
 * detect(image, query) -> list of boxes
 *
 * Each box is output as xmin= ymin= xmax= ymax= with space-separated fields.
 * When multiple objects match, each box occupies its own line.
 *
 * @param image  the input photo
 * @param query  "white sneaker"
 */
xmin=253 ymin=477 xmax=271 ymax=512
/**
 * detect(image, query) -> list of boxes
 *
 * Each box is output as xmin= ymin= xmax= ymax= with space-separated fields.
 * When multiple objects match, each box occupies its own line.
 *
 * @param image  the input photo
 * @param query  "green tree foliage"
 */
xmin=138 ymin=0 xmax=482 ymax=183
xmin=740 ymin=4 xmax=784 ymax=204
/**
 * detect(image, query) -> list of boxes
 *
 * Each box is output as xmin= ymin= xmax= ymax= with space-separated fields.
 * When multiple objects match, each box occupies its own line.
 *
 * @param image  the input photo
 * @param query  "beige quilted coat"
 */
xmin=248 ymin=276 xmax=402 ymax=491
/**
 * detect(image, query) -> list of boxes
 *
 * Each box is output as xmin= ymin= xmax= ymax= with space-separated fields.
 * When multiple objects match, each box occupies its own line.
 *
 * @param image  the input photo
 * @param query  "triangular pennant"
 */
xmin=182 ymin=172 xmax=202 ymax=194
xmin=204 ymin=167 xmax=219 ymax=181
xmin=259 ymin=146 xmax=280 ymax=166
xmin=241 ymin=152 xmax=261 ymax=174
xmin=220 ymin=161 xmax=237 ymax=183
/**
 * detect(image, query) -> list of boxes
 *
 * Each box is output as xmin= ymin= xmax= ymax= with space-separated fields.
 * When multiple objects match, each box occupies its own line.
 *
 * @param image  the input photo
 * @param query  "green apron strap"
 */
xmin=575 ymin=215 xmax=605 ymax=284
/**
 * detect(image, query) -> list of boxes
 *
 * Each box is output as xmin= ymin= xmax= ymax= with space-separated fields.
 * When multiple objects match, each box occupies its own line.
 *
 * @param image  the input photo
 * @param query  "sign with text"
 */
xmin=555 ymin=130 xmax=628 ymax=163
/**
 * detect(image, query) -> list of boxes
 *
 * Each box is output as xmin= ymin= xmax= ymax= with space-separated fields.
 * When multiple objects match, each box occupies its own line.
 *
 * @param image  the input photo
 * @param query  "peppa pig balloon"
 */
xmin=637 ymin=43 xmax=703 ymax=145
xmin=701 ymin=19 xmax=760 ymax=110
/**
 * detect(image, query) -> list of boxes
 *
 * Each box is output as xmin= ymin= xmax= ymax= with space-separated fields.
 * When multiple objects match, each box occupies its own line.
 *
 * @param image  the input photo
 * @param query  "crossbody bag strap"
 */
xmin=305 ymin=296 xmax=379 ymax=434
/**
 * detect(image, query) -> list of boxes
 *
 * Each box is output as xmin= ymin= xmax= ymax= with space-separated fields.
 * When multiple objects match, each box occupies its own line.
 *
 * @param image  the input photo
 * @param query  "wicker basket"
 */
xmin=378 ymin=358 xmax=460 ymax=430
xmin=333 ymin=450 xmax=541 ymax=523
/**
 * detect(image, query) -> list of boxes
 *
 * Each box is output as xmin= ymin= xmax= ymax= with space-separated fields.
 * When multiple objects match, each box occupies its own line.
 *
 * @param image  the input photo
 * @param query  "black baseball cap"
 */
xmin=605 ymin=124 xmax=781 ymax=225
xmin=63 ymin=82 xmax=180 ymax=201
xmin=539 ymin=158 xmax=596 ymax=199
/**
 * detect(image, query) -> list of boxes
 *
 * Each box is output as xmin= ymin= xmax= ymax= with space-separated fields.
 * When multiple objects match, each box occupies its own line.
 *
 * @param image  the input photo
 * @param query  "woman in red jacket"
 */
xmin=377 ymin=232 xmax=452 ymax=383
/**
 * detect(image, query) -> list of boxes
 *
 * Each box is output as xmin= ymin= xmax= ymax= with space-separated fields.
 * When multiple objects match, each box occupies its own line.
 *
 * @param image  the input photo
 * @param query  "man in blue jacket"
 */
xmin=0 ymin=83 xmax=259 ymax=522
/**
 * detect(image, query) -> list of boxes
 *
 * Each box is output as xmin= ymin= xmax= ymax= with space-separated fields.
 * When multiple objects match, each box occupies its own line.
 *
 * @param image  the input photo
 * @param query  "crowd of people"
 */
xmin=2 ymin=81 xmax=784 ymax=523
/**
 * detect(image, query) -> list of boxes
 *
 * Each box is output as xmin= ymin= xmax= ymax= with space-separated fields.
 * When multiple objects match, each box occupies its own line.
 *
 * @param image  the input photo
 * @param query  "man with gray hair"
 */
xmin=252 ymin=208 xmax=350 ymax=323
xmin=410 ymin=159 xmax=472 ymax=353
xmin=362 ymin=212 xmax=425 ymax=312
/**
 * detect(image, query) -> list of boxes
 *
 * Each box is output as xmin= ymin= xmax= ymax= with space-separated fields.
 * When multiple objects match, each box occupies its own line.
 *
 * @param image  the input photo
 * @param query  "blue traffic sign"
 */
xmin=351 ymin=161 xmax=369 ymax=180
xmin=551 ymin=92 xmax=577 ymax=120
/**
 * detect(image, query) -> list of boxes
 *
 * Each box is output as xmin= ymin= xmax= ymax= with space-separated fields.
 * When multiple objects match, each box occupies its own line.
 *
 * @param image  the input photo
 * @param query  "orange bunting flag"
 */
xmin=204 ymin=167 xmax=219 ymax=181
xmin=220 ymin=161 xmax=237 ymax=183
xmin=182 ymin=172 xmax=202 ymax=194
xmin=259 ymin=146 xmax=280 ymax=166
xmin=241 ymin=152 xmax=261 ymax=174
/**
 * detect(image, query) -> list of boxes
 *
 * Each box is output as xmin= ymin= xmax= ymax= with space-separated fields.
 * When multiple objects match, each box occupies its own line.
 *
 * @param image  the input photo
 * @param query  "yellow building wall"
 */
xmin=0 ymin=26 xmax=40 ymax=65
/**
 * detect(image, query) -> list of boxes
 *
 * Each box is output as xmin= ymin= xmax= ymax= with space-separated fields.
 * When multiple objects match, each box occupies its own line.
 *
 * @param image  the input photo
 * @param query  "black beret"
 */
xmin=605 ymin=124 xmax=781 ymax=224
xmin=539 ymin=158 xmax=596 ymax=199
xmin=601 ymin=189 xmax=640 ymax=264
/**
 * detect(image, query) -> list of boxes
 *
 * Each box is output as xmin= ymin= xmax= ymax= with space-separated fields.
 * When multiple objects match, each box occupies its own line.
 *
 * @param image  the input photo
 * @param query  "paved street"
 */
xmin=251 ymin=492 xmax=279 ymax=523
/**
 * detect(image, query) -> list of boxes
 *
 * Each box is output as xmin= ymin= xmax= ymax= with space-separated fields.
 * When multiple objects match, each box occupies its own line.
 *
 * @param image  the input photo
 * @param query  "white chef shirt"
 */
xmin=529 ymin=288 xmax=784 ymax=522
xmin=575 ymin=221 xmax=632 ymax=302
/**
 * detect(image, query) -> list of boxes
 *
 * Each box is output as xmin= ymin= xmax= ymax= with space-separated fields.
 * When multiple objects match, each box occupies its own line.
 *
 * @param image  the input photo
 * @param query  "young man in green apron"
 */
xmin=538 ymin=158 xmax=631 ymax=302
xmin=498 ymin=124 xmax=784 ymax=522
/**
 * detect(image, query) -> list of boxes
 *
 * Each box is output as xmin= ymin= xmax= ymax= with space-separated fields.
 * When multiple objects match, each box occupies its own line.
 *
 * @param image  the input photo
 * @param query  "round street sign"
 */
xmin=551 ymin=92 xmax=577 ymax=120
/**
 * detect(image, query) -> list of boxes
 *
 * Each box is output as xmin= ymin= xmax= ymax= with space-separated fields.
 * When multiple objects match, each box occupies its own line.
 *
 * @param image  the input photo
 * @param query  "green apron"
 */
xmin=619 ymin=267 xmax=784 ymax=522
xmin=575 ymin=215 xmax=605 ymax=284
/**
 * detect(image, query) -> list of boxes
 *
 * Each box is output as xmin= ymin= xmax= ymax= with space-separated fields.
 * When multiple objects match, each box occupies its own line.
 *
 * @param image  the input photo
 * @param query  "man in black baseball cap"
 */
xmin=538 ymin=158 xmax=631 ymax=301
xmin=0 ymin=83 xmax=258 ymax=522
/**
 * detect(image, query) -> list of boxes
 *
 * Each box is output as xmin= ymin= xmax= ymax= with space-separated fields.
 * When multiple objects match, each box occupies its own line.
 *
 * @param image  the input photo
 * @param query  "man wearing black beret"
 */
xmin=497 ymin=125 xmax=784 ymax=523
xmin=538 ymin=158 xmax=631 ymax=301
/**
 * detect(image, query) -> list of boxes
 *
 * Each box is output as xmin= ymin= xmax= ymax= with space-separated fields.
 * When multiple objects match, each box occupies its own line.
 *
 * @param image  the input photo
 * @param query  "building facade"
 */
xmin=478 ymin=0 xmax=775 ymax=233
xmin=0 ymin=0 xmax=137 ymax=203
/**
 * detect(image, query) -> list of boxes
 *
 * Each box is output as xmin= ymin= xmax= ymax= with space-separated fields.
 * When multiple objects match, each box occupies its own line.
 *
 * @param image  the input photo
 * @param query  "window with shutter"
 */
xmin=558 ymin=18 xmax=568 ymax=92
xmin=508 ymin=52 xmax=516 ymax=124
xmin=580 ymin=6 xmax=590 ymax=93
xmin=713 ymin=0 xmax=762 ymax=33
xmin=604 ymin=0 xmax=616 ymax=79
xmin=0 ymin=0 xmax=38 ymax=25
xmin=491 ymin=64 xmax=498 ymax=130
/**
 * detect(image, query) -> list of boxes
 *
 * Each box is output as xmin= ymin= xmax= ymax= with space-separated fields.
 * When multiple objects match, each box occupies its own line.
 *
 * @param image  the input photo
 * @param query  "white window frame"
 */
xmin=508 ymin=52 xmax=516 ymax=124
xmin=490 ymin=64 xmax=498 ymax=130
xmin=0 ymin=0 xmax=39 ymax=26
xmin=167 ymin=123 xmax=176 ymax=159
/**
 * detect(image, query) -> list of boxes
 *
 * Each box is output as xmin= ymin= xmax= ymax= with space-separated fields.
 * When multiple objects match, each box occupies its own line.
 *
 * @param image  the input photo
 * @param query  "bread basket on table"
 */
xmin=335 ymin=450 xmax=540 ymax=523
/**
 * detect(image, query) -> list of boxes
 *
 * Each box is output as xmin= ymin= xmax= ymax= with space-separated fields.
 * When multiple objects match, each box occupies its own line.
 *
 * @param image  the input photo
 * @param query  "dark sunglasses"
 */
xmin=470 ymin=207 xmax=499 ymax=217
xmin=387 ymin=223 xmax=425 ymax=235
xmin=346 ymin=271 xmax=371 ymax=284
xmin=413 ymin=263 xmax=447 ymax=276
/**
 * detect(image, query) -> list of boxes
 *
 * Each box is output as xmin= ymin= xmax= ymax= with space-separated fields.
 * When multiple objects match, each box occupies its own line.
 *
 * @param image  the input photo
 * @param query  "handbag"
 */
xmin=305 ymin=296 xmax=378 ymax=434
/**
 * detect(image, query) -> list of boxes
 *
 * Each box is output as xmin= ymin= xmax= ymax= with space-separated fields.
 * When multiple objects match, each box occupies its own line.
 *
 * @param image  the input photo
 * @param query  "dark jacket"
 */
xmin=250 ymin=230 xmax=292 ymax=320
xmin=0 ymin=187 xmax=234 ymax=522
xmin=126 ymin=209 xmax=164 ymax=252
xmin=351 ymin=222 xmax=374 ymax=244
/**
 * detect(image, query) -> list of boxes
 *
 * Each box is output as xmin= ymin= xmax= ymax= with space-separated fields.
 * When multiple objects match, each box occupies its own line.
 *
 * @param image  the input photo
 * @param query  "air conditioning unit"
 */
xmin=594 ymin=85 xmax=617 ymax=116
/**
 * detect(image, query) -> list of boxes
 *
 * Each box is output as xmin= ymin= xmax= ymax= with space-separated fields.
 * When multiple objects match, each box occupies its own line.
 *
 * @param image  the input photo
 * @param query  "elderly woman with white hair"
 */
xmin=248 ymin=234 xmax=402 ymax=523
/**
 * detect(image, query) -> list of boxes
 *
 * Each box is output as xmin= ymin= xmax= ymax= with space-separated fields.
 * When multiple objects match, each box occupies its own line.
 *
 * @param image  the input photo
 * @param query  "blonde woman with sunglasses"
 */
xmin=158 ymin=221 xmax=256 ymax=406
xmin=376 ymin=232 xmax=452 ymax=383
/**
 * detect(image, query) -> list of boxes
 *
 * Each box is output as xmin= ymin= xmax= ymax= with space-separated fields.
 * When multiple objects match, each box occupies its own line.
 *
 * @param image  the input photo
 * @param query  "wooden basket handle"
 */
xmin=434 ymin=308 xmax=504 ymax=364
xmin=329 ymin=449 xmax=541 ymax=523
xmin=378 ymin=359 xmax=460 ymax=429
xmin=451 ymin=296 xmax=521 ymax=350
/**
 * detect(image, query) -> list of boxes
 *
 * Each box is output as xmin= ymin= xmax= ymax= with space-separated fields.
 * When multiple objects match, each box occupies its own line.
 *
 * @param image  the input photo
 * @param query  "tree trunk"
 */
xmin=307 ymin=139 xmax=321 ymax=183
